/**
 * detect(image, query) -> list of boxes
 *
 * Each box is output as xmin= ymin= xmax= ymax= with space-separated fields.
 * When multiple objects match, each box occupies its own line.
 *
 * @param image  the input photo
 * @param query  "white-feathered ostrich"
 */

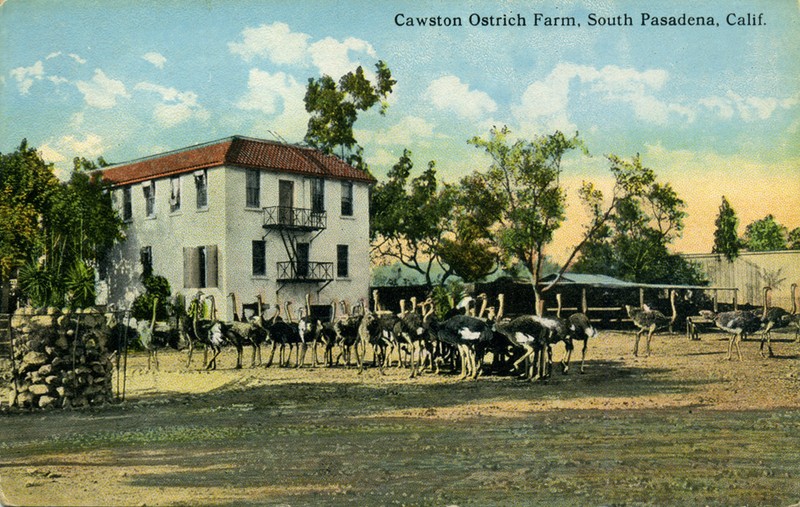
xmin=427 ymin=314 xmax=494 ymax=380
xmin=183 ymin=292 xmax=220 ymax=369
xmin=492 ymin=315 xmax=547 ymax=381
xmin=699 ymin=309 xmax=763 ymax=361
xmin=561 ymin=313 xmax=598 ymax=374
xmin=759 ymin=285 xmax=795 ymax=358
xmin=625 ymin=290 xmax=677 ymax=357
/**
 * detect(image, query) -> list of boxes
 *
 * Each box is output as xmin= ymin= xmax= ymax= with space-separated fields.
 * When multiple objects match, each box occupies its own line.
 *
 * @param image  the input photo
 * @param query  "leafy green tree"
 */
xmin=742 ymin=215 xmax=788 ymax=251
xmin=371 ymin=150 xmax=496 ymax=287
xmin=462 ymin=127 xmax=637 ymax=312
xmin=131 ymin=274 xmax=173 ymax=321
xmin=712 ymin=196 xmax=740 ymax=261
xmin=0 ymin=140 xmax=60 ymax=281
xmin=304 ymin=61 xmax=395 ymax=171
xmin=573 ymin=154 xmax=705 ymax=284
xmin=3 ymin=141 xmax=125 ymax=308
xmin=788 ymin=227 xmax=800 ymax=250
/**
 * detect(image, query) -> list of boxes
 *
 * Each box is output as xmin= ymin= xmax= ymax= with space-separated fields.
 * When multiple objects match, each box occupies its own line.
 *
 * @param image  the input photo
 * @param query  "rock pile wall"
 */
xmin=8 ymin=307 xmax=114 ymax=409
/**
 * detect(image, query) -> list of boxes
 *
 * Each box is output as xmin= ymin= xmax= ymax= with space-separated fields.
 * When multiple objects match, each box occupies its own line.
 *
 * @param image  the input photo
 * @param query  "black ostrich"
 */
xmin=561 ymin=313 xmax=598 ymax=374
xmin=493 ymin=315 xmax=548 ymax=381
xmin=428 ymin=314 xmax=495 ymax=380
xmin=699 ymin=309 xmax=763 ymax=361
xmin=625 ymin=290 xmax=677 ymax=357
xmin=759 ymin=286 xmax=795 ymax=358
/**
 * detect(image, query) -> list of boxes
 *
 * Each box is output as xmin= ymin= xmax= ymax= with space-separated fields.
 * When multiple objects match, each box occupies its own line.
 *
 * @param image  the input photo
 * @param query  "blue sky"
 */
xmin=1 ymin=0 xmax=798 ymax=257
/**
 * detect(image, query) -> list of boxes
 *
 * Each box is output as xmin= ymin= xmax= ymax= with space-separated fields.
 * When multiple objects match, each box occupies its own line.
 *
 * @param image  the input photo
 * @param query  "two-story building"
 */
xmin=97 ymin=135 xmax=374 ymax=320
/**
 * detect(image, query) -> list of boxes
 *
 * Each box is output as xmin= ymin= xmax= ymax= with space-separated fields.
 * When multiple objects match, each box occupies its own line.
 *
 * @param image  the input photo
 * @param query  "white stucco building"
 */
xmin=97 ymin=136 xmax=374 ymax=320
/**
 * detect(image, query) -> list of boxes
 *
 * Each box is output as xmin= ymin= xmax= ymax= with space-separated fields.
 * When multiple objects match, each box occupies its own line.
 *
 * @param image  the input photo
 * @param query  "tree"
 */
xmin=2 ymin=141 xmax=125 ymax=308
xmin=742 ymin=215 xmax=788 ymax=251
xmin=0 ymin=140 xmax=60 ymax=282
xmin=463 ymin=127 xmax=637 ymax=312
xmin=712 ymin=196 xmax=740 ymax=261
xmin=573 ymin=154 xmax=705 ymax=285
xmin=304 ymin=61 xmax=395 ymax=171
xmin=370 ymin=150 xmax=496 ymax=287
xmin=788 ymin=227 xmax=800 ymax=250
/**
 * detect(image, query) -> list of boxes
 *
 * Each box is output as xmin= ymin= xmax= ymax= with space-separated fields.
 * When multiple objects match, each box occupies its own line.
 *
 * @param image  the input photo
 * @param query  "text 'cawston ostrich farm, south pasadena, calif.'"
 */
xmin=393 ymin=11 xmax=766 ymax=28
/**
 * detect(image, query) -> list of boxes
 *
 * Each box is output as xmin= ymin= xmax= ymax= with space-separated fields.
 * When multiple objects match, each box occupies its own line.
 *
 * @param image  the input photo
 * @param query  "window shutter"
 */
xmin=206 ymin=244 xmax=218 ymax=288
xmin=183 ymin=247 xmax=199 ymax=288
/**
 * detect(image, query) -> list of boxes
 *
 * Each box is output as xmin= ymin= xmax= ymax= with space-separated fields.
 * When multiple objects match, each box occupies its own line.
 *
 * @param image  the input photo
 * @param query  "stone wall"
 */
xmin=8 ymin=307 xmax=114 ymax=409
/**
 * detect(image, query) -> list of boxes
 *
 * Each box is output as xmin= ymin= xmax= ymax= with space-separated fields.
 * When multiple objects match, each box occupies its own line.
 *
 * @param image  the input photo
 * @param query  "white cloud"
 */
xmin=46 ymin=52 xmax=61 ymax=60
xmin=38 ymin=134 xmax=107 ymax=179
xmin=228 ymin=22 xmax=310 ymax=65
xmin=142 ymin=52 xmax=167 ymax=69
xmin=358 ymin=116 xmax=437 ymax=146
xmin=424 ymin=76 xmax=497 ymax=121
xmin=68 ymin=53 xmax=87 ymax=65
xmin=47 ymin=75 xmax=69 ymax=85
xmin=9 ymin=60 xmax=44 ymax=94
xmin=513 ymin=63 xmax=693 ymax=132
xmin=134 ymin=82 xmax=209 ymax=127
xmin=229 ymin=22 xmax=380 ymax=80
xmin=700 ymin=91 xmax=799 ymax=122
xmin=76 ymin=69 xmax=129 ymax=109
xmin=309 ymin=36 xmax=377 ymax=79
xmin=235 ymin=68 xmax=304 ymax=114
xmin=235 ymin=68 xmax=308 ymax=139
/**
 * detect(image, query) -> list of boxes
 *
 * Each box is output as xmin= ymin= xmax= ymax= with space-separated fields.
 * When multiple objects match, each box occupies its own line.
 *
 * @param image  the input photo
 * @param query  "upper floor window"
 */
xmin=170 ymin=176 xmax=181 ymax=213
xmin=194 ymin=170 xmax=208 ymax=209
xmin=341 ymin=181 xmax=353 ymax=216
xmin=337 ymin=244 xmax=349 ymax=278
xmin=122 ymin=187 xmax=132 ymax=221
xmin=311 ymin=177 xmax=325 ymax=213
xmin=143 ymin=181 xmax=156 ymax=218
xmin=140 ymin=246 xmax=153 ymax=278
xmin=252 ymin=240 xmax=266 ymax=277
xmin=246 ymin=169 xmax=260 ymax=208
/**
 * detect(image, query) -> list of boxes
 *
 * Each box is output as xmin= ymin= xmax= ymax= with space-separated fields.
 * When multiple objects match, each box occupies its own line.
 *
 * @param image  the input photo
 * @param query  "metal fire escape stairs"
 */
xmin=262 ymin=205 xmax=332 ymax=294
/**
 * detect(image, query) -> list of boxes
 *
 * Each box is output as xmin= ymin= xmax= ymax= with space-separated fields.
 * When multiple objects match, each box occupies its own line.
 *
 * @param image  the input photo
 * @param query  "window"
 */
xmin=252 ymin=240 xmax=266 ymax=276
xmin=183 ymin=245 xmax=218 ymax=288
xmin=341 ymin=181 xmax=353 ymax=216
xmin=246 ymin=169 xmax=260 ymax=208
xmin=194 ymin=170 xmax=208 ymax=209
xmin=310 ymin=177 xmax=325 ymax=213
xmin=337 ymin=245 xmax=349 ymax=278
xmin=122 ymin=187 xmax=132 ymax=221
xmin=170 ymin=176 xmax=181 ymax=213
xmin=295 ymin=243 xmax=309 ymax=278
xmin=143 ymin=181 xmax=156 ymax=218
xmin=140 ymin=246 xmax=153 ymax=279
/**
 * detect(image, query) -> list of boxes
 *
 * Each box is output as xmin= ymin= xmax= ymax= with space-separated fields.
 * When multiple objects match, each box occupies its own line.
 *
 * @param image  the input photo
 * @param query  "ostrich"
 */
xmin=334 ymin=300 xmax=365 ymax=370
xmin=263 ymin=302 xmax=302 ymax=367
xmin=394 ymin=297 xmax=434 ymax=378
xmin=183 ymin=292 xmax=219 ymax=369
xmin=699 ymin=309 xmax=763 ymax=361
xmin=207 ymin=292 xmax=260 ymax=369
xmin=625 ymin=290 xmax=677 ymax=357
xmin=427 ymin=314 xmax=494 ymax=380
xmin=135 ymin=297 xmax=159 ymax=370
xmin=759 ymin=286 xmax=794 ymax=358
xmin=493 ymin=314 xmax=566 ymax=381
xmin=561 ymin=313 xmax=598 ymax=374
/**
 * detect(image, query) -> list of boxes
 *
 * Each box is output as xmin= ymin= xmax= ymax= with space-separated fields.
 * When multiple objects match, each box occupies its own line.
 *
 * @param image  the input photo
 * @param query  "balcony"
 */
xmin=263 ymin=206 xmax=326 ymax=231
xmin=276 ymin=261 xmax=334 ymax=283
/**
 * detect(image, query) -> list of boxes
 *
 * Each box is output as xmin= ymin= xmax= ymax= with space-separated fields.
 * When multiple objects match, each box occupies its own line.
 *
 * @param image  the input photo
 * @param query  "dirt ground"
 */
xmin=1 ymin=327 xmax=799 ymax=506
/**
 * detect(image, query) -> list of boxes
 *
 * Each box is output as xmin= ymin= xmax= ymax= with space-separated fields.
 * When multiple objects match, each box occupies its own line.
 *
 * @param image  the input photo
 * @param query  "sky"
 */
xmin=1 ymin=0 xmax=799 ymax=261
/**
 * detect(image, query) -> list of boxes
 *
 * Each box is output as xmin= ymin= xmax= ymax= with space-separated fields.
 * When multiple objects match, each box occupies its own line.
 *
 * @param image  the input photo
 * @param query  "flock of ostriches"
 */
xmin=121 ymin=283 xmax=800 ymax=381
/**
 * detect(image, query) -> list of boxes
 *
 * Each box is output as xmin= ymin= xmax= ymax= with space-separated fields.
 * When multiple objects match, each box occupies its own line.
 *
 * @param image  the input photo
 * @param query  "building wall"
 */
xmin=685 ymin=250 xmax=800 ymax=310
xmin=103 ymin=165 xmax=371 ymax=320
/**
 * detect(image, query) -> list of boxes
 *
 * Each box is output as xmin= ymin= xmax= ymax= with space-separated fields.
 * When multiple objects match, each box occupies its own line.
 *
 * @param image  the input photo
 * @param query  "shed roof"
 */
xmin=96 ymin=136 xmax=376 ymax=186
xmin=538 ymin=273 xmax=736 ymax=291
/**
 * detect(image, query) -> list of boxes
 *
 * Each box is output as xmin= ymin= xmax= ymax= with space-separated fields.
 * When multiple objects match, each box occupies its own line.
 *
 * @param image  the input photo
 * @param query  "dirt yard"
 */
xmin=1 ymin=328 xmax=799 ymax=506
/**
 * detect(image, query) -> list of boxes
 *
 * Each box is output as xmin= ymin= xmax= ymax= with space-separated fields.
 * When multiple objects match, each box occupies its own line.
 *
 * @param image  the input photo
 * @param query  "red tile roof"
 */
xmin=97 ymin=136 xmax=376 ymax=186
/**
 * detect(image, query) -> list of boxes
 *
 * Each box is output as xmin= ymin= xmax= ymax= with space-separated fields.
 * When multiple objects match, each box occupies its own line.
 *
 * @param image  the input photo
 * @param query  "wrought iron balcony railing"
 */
xmin=276 ymin=261 xmax=334 ymax=282
xmin=263 ymin=206 xmax=326 ymax=231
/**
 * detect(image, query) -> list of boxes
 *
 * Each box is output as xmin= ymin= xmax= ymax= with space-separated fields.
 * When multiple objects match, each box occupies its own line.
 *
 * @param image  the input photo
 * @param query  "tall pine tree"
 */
xmin=712 ymin=196 xmax=740 ymax=261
